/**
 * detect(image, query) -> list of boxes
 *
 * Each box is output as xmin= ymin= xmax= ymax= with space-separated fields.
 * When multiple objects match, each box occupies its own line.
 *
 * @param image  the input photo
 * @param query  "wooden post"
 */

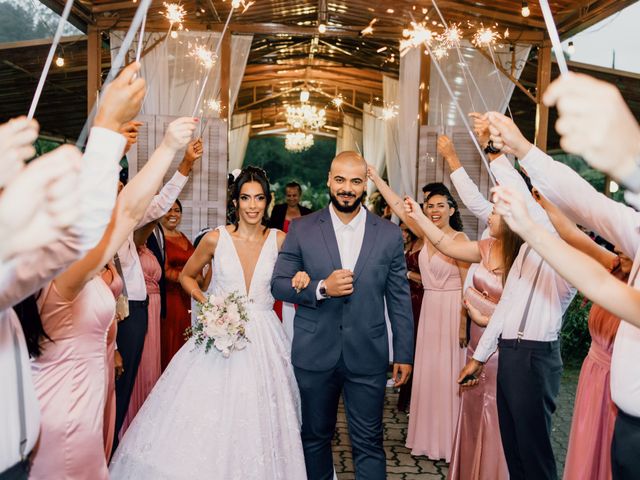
xmin=86 ymin=25 xmax=101 ymax=113
xmin=220 ymin=29 xmax=231 ymax=123
xmin=535 ymin=42 xmax=551 ymax=151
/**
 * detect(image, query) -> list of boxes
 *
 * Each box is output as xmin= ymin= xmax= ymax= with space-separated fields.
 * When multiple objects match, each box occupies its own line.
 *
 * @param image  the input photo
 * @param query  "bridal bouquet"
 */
xmin=186 ymin=292 xmax=250 ymax=357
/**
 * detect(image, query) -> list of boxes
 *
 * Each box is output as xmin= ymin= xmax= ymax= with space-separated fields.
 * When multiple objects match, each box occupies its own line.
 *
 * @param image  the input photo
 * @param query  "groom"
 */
xmin=271 ymin=151 xmax=414 ymax=480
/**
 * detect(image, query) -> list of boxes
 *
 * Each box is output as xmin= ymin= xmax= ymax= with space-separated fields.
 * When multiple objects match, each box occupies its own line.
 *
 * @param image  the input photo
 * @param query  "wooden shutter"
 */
xmin=416 ymin=125 xmax=491 ymax=240
xmin=126 ymin=114 xmax=228 ymax=241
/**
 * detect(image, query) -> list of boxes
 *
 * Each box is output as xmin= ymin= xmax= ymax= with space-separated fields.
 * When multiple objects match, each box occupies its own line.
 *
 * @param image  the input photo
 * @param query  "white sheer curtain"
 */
xmin=383 ymin=76 xmax=402 ymax=194
xmin=336 ymin=114 xmax=362 ymax=155
xmin=428 ymin=42 xmax=531 ymax=125
xmin=363 ymin=104 xmax=386 ymax=196
xmin=397 ymin=47 xmax=420 ymax=197
xmin=229 ymin=112 xmax=251 ymax=172
xmin=109 ymin=31 xmax=253 ymax=117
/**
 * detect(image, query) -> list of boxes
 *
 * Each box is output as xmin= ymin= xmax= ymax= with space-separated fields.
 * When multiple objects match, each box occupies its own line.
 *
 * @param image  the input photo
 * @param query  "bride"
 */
xmin=109 ymin=167 xmax=308 ymax=479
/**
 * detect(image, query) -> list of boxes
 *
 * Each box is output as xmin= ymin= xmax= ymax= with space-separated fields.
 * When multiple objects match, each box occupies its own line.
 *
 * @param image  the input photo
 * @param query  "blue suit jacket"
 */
xmin=271 ymin=207 xmax=414 ymax=375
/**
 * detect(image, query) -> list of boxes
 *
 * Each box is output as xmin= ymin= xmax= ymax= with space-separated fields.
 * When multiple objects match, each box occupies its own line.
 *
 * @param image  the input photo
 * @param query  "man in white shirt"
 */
xmin=457 ymin=146 xmax=575 ymax=480
xmin=113 ymin=140 xmax=201 ymax=445
xmin=272 ymin=152 xmax=414 ymax=480
xmin=485 ymin=109 xmax=640 ymax=479
xmin=0 ymin=61 xmax=143 ymax=478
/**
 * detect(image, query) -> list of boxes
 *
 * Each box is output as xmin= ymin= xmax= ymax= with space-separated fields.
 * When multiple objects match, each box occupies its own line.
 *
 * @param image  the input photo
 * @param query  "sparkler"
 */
xmin=539 ymin=0 xmax=569 ymax=75
xmin=381 ymin=103 xmax=399 ymax=121
xmin=163 ymin=2 xmax=187 ymax=29
xmin=472 ymin=26 xmax=500 ymax=48
xmin=361 ymin=18 xmax=378 ymax=36
xmin=135 ymin=12 xmax=147 ymax=63
xmin=27 ymin=0 xmax=74 ymax=121
xmin=190 ymin=43 xmax=217 ymax=69
xmin=77 ymin=0 xmax=152 ymax=147
xmin=400 ymin=22 xmax=434 ymax=57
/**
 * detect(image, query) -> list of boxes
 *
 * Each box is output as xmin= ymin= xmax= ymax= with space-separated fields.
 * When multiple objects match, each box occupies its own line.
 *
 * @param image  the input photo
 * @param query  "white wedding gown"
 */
xmin=109 ymin=227 xmax=307 ymax=479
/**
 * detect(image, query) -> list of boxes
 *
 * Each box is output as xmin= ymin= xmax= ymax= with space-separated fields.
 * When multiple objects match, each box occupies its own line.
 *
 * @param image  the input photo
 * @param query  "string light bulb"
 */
xmin=318 ymin=23 xmax=326 ymax=34
xmin=300 ymin=89 xmax=310 ymax=102
xmin=567 ymin=41 xmax=575 ymax=55
xmin=55 ymin=55 xmax=64 ymax=67
xmin=521 ymin=1 xmax=530 ymax=17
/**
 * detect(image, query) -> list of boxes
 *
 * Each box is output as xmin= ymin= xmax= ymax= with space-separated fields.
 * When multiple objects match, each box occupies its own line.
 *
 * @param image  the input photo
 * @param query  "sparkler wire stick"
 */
xmin=76 ymin=0 xmax=152 ymax=147
xmin=430 ymin=0 xmax=489 ymax=112
xmin=487 ymin=45 xmax=514 ymax=119
xmin=27 ymin=0 xmax=74 ymax=121
xmin=191 ymin=6 xmax=235 ymax=118
xmin=539 ymin=0 xmax=569 ymax=75
xmin=135 ymin=12 xmax=147 ymax=63
xmin=423 ymin=40 xmax=497 ymax=185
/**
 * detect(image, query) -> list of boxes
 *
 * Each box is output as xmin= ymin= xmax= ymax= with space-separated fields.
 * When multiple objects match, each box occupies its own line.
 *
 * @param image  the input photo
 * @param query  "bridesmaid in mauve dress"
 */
xmin=101 ymin=262 xmax=123 ymax=460
xmin=161 ymin=200 xmax=196 ymax=370
xmin=119 ymin=244 xmax=162 ymax=437
xmin=562 ymin=259 xmax=629 ymax=480
xmin=30 ymin=276 xmax=116 ymax=480
xmin=448 ymin=238 xmax=508 ymax=480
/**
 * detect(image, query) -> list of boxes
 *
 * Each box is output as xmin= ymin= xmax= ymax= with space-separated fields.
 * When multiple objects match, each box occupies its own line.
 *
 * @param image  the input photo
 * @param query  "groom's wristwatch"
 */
xmin=319 ymin=280 xmax=330 ymax=299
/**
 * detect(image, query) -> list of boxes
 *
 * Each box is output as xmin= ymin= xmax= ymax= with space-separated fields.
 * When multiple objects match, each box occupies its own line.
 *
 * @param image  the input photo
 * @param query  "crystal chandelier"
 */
xmin=285 ymin=132 xmax=314 ymax=153
xmin=285 ymin=104 xmax=327 ymax=131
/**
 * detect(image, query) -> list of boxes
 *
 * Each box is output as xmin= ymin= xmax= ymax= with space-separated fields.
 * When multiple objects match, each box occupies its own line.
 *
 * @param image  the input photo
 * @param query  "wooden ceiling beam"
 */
xmin=557 ymin=0 xmax=638 ymax=39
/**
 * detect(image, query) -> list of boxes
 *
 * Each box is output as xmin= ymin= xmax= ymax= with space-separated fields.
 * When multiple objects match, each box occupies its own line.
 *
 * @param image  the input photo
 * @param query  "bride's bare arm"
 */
xmin=277 ymin=229 xmax=310 ymax=291
xmin=181 ymin=230 xmax=220 ymax=303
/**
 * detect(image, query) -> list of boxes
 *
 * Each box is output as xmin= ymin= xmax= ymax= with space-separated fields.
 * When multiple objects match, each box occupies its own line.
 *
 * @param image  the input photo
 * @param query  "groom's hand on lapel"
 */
xmin=392 ymin=363 xmax=412 ymax=387
xmin=324 ymin=269 xmax=354 ymax=297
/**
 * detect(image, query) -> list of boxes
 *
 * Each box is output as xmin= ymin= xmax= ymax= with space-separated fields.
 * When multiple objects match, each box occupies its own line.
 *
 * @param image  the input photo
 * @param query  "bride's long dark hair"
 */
xmin=230 ymin=166 xmax=272 ymax=231
xmin=13 ymin=291 xmax=52 ymax=358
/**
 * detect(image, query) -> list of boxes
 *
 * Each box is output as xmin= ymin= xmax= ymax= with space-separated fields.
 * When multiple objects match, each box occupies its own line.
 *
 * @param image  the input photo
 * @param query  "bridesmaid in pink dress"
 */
xmin=119 ymin=242 xmax=162 ymax=436
xmin=101 ymin=263 xmax=123 ymax=460
xmin=405 ymin=191 xmax=469 ymax=461
xmin=448 ymin=238 xmax=509 ymax=480
xmin=531 ymin=192 xmax=632 ymax=480
xmin=26 ymin=117 xmax=198 ymax=479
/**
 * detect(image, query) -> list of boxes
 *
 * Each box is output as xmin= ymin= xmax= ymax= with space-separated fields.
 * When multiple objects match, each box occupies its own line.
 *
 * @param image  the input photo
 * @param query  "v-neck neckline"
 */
xmin=223 ymin=227 xmax=272 ymax=297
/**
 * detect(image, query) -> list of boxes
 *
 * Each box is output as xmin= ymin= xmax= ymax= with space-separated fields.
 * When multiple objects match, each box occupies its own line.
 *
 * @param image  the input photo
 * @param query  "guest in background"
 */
xmin=118 ymin=221 xmax=163 ymax=437
xmin=160 ymin=200 xmax=210 ymax=369
xmin=397 ymin=223 xmax=423 ymax=413
xmin=268 ymin=181 xmax=312 ymax=232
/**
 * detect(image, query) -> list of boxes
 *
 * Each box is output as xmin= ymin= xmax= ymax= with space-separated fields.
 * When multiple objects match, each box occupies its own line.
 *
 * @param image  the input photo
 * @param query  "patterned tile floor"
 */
xmin=332 ymin=365 xmax=580 ymax=479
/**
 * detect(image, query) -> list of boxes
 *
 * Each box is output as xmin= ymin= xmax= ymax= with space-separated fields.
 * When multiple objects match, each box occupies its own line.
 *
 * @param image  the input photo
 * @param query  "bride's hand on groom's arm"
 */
xmin=291 ymin=271 xmax=311 ymax=292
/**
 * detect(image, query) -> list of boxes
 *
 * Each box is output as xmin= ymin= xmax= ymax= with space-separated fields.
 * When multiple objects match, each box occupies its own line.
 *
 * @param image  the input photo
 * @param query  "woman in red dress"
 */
xmin=160 ymin=199 xmax=206 ymax=370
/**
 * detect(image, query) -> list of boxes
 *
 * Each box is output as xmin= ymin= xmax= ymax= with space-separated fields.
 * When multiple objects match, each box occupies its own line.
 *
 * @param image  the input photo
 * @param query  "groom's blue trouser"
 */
xmin=294 ymin=356 xmax=387 ymax=480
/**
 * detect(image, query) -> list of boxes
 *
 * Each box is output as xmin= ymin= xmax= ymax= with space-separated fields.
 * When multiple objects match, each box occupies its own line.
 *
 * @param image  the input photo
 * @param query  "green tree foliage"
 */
xmin=0 ymin=0 xmax=80 ymax=43
xmin=243 ymin=136 xmax=336 ymax=210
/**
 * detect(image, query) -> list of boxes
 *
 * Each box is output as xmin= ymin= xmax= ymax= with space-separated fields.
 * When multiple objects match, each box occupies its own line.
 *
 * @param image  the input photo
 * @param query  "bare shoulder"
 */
xmin=452 ymin=231 xmax=469 ymax=242
xmin=199 ymin=229 xmax=221 ymax=252
xmin=275 ymin=229 xmax=286 ymax=249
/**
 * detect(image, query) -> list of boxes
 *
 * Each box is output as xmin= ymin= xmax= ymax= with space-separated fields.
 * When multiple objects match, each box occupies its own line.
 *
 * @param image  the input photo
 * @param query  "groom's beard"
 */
xmin=330 ymin=190 xmax=365 ymax=213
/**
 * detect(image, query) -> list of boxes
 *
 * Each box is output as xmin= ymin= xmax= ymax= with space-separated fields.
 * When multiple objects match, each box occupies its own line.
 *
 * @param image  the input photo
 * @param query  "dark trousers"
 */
xmin=0 ymin=460 xmax=29 ymax=480
xmin=113 ymin=298 xmax=148 ymax=452
xmin=294 ymin=357 xmax=387 ymax=480
xmin=612 ymin=409 xmax=640 ymax=479
xmin=496 ymin=338 xmax=562 ymax=480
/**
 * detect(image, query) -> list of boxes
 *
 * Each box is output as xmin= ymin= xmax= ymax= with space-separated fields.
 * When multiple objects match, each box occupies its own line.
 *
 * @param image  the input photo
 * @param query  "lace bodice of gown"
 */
xmin=212 ymin=226 xmax=277 ymax=309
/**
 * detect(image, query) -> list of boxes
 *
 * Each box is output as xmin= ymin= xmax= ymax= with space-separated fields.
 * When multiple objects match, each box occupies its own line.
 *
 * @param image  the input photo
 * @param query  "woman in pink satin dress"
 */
xmin=119 ymin=242 xmax=162 ymax=436
xmin=101 ymin=263 xmax=123 ymax=460
xmin=402 ymin=193 xmax=523 ymax=472
xmin=18 ymin=117 xmax=198 ymax=480
xmin=448 ymin=238 xmax=509 ymax=480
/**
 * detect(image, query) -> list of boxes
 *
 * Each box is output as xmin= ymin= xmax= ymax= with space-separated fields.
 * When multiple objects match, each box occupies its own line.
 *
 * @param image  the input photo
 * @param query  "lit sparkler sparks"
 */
xmin=400 ymin=22 xmax=435 ymax=56
xmin=231 ymin=0 xmax=254 ymax=12
xmin=361 ymin=18 xmax=378 ymax=36
xmin=207 ymin=98 xmax=221 ymax=113
xmin=442 ymin=24 xmax=463 ymax=46
xmin=190 ymin=43 xmax=217 ymax=69
xmin=381 ymin=103 xmax=399 ymax=121
xmin=163 ymin=2 xmax=186 ymax=27
xmin=331 ymin=95 xmax=344 ymax=108
xmin=472 ymin=26 xmax=501 ymax=48
xmin=432 ymin=43 xmax=449 ymax=60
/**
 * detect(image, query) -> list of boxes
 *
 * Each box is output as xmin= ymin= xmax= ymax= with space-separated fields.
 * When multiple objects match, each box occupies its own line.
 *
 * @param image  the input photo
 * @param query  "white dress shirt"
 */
xmin=316 ymin=205 xmax=367 ymax=299
xmin=520 ymin=146 xmax=640 ymax=417
xmin=0 ymin=127 xmax=125 ymax=472
xmin=116 ymin=171 xmax=188 ymax=301
xmin=473 ymin=156 xmax=575 ymax=363
xmin=449 ymin=166 xmax=492 ymax=292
